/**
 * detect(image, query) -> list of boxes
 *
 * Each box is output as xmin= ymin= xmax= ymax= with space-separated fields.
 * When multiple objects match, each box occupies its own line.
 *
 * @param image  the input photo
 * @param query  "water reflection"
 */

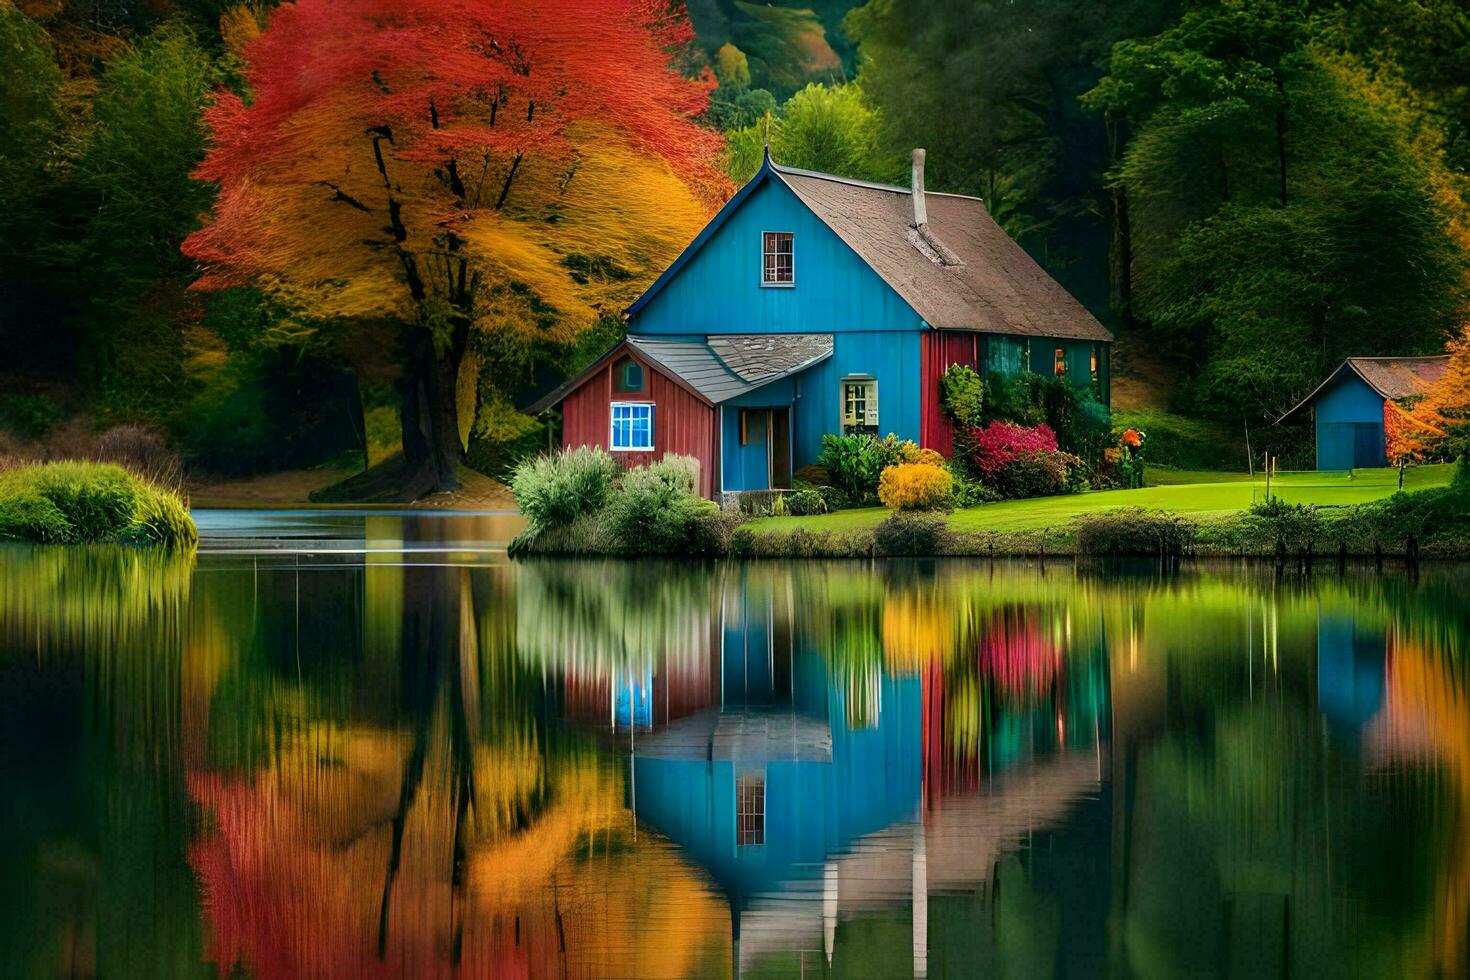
xmin=2 ymin=520 xmax=1469 ymax=978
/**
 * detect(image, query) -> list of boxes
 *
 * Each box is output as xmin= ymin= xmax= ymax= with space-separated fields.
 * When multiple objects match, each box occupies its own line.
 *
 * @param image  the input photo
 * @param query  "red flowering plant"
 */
xmin=966 ymin=421 xmax=1059 ymax=480
xmin=1116 ymin=427 xmax=1147 ymax=488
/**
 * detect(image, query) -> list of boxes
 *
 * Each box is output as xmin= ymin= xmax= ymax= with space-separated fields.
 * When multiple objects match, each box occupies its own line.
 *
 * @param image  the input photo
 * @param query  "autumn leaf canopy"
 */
xmin=183 ymin=0 xmax=729 ymax=342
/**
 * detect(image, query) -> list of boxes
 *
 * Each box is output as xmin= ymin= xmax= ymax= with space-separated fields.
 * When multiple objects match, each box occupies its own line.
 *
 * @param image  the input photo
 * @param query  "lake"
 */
xmin=2 ymin=510 xmax=1467 ymax=978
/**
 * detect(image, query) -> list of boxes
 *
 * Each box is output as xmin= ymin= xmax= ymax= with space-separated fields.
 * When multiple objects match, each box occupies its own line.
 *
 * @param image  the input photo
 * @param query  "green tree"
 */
xmin=723 ymin=81 xmax=899 ymax=183
xmin=69 ymin=24 xmax=218 ymax=419
xmin=846 ymin=0 xmax=1175 ymax=318
xmin=1086 ymin=2 xmax=1468 ymax=420
xmin=0 ymin=1 xmax=65 ymax=367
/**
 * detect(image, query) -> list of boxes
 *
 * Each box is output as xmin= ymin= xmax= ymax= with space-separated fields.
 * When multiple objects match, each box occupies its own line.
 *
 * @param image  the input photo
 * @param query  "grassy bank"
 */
xmin=727 ymin=463 xmax=1466 ymax=559
xmin=510 ymin=458 xmax=1467 ymax=560
xmin=0 ymin=461 xmax=197 ymax=547
xmin=744 ymin=464 xmax=1455 ymax=538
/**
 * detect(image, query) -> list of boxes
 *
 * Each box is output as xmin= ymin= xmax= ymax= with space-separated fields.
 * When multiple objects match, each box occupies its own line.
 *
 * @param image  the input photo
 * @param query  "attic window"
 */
xmin=762 ymin=232 xmax=794 ymax=285
xmin=614 ymin=358 xmax=644 ymax=393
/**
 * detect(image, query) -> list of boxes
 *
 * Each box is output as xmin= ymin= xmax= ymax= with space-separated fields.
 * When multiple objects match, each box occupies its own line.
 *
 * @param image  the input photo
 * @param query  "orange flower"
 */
xmin=1121 ymin=428 xmax=1142 ymax=447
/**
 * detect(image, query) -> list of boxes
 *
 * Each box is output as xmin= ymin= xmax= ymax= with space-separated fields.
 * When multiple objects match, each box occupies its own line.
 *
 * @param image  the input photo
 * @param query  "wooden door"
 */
xmin=771 ymin=408 xmax=791 ymax=489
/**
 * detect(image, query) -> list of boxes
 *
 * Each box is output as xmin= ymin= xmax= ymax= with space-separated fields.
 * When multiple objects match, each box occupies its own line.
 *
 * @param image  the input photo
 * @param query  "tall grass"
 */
xmin=0 ymin=460 xmax=196 ymax=547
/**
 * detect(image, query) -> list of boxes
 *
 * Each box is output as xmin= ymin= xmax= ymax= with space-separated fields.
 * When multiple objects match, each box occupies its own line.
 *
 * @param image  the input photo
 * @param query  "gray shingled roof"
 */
xmin=1277 ymin=355 xmax=1450 ymax=424
xmin=771 ymin=163 xmax=1112 ymax=342
xmin=526 ymin=333 xmax=833 ymax=413
xmin=629 ymin=334 xmax=832 ymax=403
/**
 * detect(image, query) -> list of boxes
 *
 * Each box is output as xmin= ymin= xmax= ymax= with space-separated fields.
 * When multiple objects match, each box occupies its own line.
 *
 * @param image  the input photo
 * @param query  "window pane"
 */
xmin=737 ymin=773 xmax=765 ymax=846
xmin=763 ymin=232 xmax=793 ymax=283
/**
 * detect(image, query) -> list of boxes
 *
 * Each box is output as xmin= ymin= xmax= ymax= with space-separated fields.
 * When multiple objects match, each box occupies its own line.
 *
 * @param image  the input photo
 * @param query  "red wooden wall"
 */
xmin=920 ymin=331 xmax=982 ymax=456
xmin=560 ymin=351 xmax=719 ymax=497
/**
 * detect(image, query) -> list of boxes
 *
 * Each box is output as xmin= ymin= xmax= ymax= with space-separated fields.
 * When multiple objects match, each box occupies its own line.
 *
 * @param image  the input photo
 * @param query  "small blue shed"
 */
xmin=1278 ymin=356 xmax=1448 ymax=470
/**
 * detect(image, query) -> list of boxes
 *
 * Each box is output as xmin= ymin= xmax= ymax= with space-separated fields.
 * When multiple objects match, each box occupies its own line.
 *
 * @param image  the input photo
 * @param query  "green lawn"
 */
xmin=749 ymin=463 xmax=1457 ymax=536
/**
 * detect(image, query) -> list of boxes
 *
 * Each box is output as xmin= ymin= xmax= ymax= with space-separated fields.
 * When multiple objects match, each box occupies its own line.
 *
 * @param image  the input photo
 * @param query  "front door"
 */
xmin=770 ymin=408 xmax=791 ymax=489
xmin=1352 ymin=422 xmax=1386 ymax=468
xmin=734 ymin=407 xmax=792 ymax=490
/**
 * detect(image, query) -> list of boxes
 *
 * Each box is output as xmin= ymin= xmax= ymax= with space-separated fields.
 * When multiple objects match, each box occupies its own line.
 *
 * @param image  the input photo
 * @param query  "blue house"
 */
xmin=1278 ymin=356 xmax=1449 ymax=470
xmin=529 ymin=150 xmax=1113 ymax=497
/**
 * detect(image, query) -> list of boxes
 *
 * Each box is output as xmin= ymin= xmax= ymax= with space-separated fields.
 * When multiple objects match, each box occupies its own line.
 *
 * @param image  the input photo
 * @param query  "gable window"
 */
xmin=737 ymin=772 xmax=765 ymax=846
xmin=762 ymin=231 xmax=794 ymax=286
xmin=610 ymin=402 xmax=654 ymax=451
xmin=1054 ymin=347 xmax=1067 ymax=377
xmin=841 ymin=376 xmax=878 ymax=434
xmin=614 ymin=358 xmax=644 ymax=393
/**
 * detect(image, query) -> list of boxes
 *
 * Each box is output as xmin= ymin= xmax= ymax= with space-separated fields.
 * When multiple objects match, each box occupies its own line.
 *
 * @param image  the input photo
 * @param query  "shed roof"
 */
xmin=626 ymin=154 xmax=1112 ymax=342
xmin=1277 ymin=355 xmax=1450 ymax=424
xmin=525 ymin=333 xmax=832 ymax=413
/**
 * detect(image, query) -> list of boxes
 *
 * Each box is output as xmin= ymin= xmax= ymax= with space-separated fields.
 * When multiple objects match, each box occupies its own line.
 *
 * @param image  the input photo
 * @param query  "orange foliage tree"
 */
xmin=183 ymin=0 xmax=726 ymax=494
xmin=1386 ymin=324 xmax=1470 ymax=465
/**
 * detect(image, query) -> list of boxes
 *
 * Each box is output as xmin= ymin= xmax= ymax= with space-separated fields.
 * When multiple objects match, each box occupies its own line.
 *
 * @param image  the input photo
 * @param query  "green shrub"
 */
xmin=817 ymin=484 xmax=852 ymax=512
xmin=1074 ymin=508 xmax=1196 ymax=557
xmin=939 ymin=364 xmax=984 ymax=426
xmin=605 ymin=455 xmax=730 ymax=555
xmin=123 ymin=480 xmax=198 ymax=547
xmin=1240 ymin=499 xmax=1323 ymax=552
xmin=818 ymin=433 xmax=913 ymax=503
xmin=510 ymin=446 xmax=620 ymax=532
xmin=0 ymin=392 xmax=63 ymax=439
xmin=0 ymin=461 xmax=195 ymax=546
xmin=1337 ymin=485 xmax=1470 ymax=546
xmin=786 ymin=487 xmax=828 ymax=516
xmin=947 ymin=465 xmax=998 ymax=508
xmin=992 ymin=450 xmax=1087 ymax=499
xmin=874 ymin=512 xmax=946 ymax=556
xmin=984 ymin=373 xmax=1047 ymax=427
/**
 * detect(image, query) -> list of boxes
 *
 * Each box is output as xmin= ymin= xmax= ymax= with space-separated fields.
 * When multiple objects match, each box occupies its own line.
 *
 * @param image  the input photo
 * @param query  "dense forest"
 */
xmin=1 ymin=0 xmax=1466 ymax=494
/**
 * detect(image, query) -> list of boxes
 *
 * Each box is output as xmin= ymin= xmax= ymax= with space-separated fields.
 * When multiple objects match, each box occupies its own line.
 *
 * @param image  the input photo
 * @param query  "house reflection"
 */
xmin=628 ymin=569 xmax=923 ymax=974
xmin=1316 ymin=613 xmax=1387 ymax=736
xmin=524 ymin=564 xmax=1110 ymax=977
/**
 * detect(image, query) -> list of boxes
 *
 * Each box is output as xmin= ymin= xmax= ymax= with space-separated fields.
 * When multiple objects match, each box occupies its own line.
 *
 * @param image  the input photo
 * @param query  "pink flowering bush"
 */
xmin=966 ymin=422 xmax=1059 ymax=480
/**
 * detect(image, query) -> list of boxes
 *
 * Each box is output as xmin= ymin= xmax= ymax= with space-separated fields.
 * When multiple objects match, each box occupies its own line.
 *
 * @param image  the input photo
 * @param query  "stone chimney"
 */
xmin=910 ymin=148 xmax=928 ymax=228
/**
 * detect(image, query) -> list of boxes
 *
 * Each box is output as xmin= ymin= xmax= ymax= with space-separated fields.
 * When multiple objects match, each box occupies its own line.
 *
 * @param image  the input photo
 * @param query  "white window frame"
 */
xmin=609 ymin=401 xmax=654 ymax=452
xmin=840 ymin=376 xmax=878 ymax=430
xmin=760 ymin=231 xmax=795 ymax=287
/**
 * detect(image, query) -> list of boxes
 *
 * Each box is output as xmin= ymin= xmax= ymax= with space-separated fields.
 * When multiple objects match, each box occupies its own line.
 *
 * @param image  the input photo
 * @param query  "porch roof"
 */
xmin=526 ymin=333 xmax=832 ymax=413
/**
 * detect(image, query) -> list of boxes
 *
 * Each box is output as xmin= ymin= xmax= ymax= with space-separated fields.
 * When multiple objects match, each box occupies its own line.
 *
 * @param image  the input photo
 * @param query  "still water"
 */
xmin=2 ymin=510 xmax=1468 ymax=979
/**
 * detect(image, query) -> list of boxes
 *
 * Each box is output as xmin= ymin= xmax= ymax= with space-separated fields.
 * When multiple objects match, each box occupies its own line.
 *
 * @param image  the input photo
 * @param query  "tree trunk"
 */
xmin=396 ymin=324 xmax=468 ymax=498
xmin=1110 ymin=183 xmax=1135 ymax=329
xmin=1105 ymin=114 xmax=1135 ymax=330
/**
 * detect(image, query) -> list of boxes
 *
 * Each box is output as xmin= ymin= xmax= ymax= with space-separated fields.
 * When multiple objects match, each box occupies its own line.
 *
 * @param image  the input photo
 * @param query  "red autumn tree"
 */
xmin=1386 ymin=322 xmax=1470 ymax=465
xmin=184 ymin=0 xmax=726 ymax=496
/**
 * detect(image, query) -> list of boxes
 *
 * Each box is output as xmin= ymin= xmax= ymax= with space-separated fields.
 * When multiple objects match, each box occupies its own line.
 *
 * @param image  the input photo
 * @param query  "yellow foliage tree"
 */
xmin=184 ymin=0 xmax=727 ymax=495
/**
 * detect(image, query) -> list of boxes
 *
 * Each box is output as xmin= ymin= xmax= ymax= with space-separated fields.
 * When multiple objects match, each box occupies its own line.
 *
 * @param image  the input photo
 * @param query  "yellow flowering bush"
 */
xmin=877 ymin=462 xmax=953 ymax=512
